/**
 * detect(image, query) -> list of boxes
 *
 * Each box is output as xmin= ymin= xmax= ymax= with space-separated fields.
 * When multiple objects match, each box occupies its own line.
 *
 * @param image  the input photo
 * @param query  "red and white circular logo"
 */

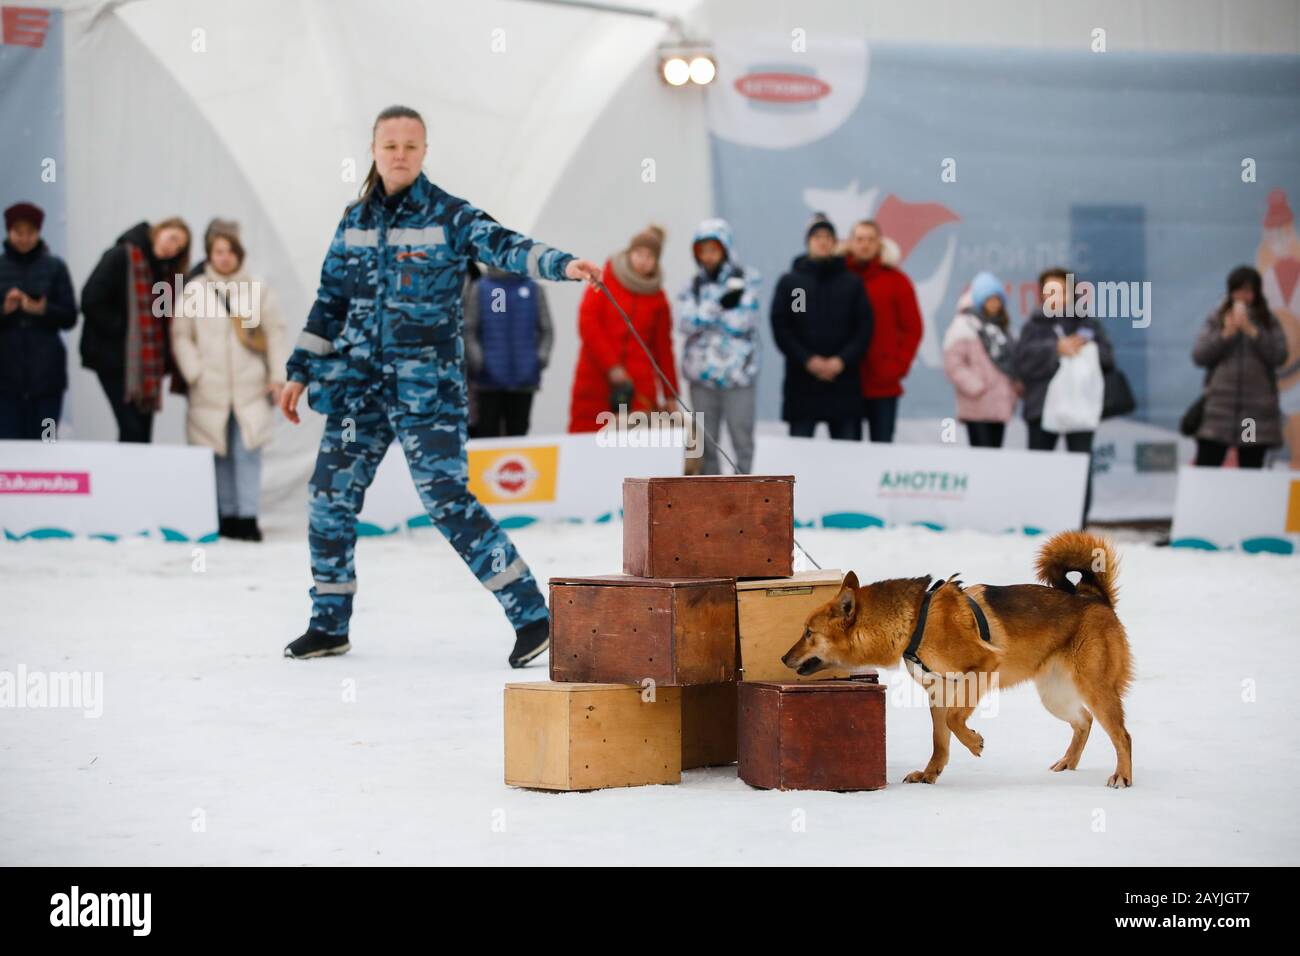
xmin=486 ymin=455 xmax=539 ymax=498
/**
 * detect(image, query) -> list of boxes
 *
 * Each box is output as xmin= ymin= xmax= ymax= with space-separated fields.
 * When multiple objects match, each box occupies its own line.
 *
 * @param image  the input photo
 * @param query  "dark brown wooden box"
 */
xmin=738 ymin=677 xmax=886 ymax=791
xmin=681 ymin=682 xmax=738 ymax=769
xmin=549 ymin=575 xmax=737 ymax=686
xmin=622 ymin=476 xmax=795 ymax=579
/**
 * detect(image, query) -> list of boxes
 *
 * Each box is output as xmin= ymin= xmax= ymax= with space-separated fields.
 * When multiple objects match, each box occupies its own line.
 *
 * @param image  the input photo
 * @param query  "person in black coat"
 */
xmin=0 ymin=203 xmax=78 ymax=440
xmin=1012 ymin=267 xmax=1116 ymax=525
xmin=770 ymin=213 xmax=873 ymax=440
xmin=79 ymin=218 xmax=191 ymax=442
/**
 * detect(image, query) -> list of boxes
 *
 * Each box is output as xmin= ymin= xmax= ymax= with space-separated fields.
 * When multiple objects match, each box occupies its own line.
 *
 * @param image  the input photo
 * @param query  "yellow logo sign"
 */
xmin=469 ymin=446 xmax=559 ymax=504
xmin=1286 ymin=480 xmax=1300 ymax=534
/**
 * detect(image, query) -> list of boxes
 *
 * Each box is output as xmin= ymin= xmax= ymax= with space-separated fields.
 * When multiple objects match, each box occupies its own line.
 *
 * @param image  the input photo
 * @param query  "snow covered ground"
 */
xmin=2 ymin=523 xmax=1297 ymax=866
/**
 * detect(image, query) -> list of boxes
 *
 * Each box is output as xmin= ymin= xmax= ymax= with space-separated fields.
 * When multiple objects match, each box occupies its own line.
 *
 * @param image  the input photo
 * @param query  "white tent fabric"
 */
xmin=52 ymin=0 xmax=710 ymax=531
xmin=30 ymin=0 xmax=1299 ymax=531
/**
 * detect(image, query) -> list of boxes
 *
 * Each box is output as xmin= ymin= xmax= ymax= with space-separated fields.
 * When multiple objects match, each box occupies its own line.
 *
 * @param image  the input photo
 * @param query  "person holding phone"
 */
xmin=0 ymin=202 xmax=78 ymax=440
xmin=279 ymin=104 xmax=600 ymax=666
xmin=1191 ymin=265 xmax=1288 ymax=468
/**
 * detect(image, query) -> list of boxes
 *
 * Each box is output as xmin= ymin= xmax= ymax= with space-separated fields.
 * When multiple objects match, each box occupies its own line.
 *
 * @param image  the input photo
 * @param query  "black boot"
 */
xmin=218 ymin=516 xmax=240 ymax=539
xmin=237 ymin=517 xmax=264 ymax=542
xmin=508 ymin=617 xmax=550 ymax=669
xmin=284 ymin=630 xmax=351 ymax=659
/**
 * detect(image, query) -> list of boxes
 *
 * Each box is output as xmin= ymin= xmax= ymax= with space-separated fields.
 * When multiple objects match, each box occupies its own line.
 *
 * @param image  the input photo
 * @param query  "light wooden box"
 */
xmin=504 ymin=681 xmax=682 ymax=791
xmin=736 ymin=570 xmax=853 ymax=681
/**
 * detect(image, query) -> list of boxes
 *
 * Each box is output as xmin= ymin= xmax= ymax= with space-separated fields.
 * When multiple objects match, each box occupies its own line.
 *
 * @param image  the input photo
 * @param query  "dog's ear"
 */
xmin=834 ymin=577 xmax=857 ymax=620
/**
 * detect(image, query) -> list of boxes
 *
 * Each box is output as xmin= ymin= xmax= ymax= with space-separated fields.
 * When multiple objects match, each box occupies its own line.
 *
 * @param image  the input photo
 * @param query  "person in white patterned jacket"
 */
xmin=675 ymin=218 xmax=762 ymax=474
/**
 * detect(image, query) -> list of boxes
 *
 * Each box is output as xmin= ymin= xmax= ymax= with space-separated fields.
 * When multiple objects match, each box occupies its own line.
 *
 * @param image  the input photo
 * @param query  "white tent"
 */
xmin=48 ymin=0 xmax=708 ymax=528
xmin=25 ymin=0 xmax=1300 ymax=530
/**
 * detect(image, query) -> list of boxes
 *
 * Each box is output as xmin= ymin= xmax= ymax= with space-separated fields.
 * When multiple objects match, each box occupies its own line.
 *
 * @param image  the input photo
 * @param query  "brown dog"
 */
xmin=780 ymin=531 xmax=1134 ymax=787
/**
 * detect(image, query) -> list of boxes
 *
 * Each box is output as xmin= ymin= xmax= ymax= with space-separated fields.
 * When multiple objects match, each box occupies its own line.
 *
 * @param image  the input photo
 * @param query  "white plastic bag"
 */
xmin=1041 ymin=341 xmax=1103 ymax=433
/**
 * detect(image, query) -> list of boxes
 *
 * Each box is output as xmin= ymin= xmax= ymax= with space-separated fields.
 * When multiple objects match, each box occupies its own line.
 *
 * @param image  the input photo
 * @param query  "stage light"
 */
xmin=662 ymin=56 xmax=690 ymax=86
xmin=658 ymin=41 xmax=715 ymax=87
xmin=688 ymin=56 xmax=716 ymax=85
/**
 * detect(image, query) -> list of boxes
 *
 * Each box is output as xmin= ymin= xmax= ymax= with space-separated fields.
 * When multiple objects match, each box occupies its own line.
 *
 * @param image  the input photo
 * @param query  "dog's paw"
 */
xmin=963 ymin=732 xmax=984 ymax=757
xmin=904 ymin=769 xmax=940 ymax=784
xmin=1050 ymin=758 xmax=1076 ymax=772
xmin=1107 ymin=771 xmax=1132 ymax=788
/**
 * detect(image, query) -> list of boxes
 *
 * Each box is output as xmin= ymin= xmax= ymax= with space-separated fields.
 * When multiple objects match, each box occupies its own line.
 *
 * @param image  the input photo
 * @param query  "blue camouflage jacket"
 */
xmin=676 ymin=218 xmax=761 ymax=389
xmin=287 ymin=172 xmax=575 ymax=414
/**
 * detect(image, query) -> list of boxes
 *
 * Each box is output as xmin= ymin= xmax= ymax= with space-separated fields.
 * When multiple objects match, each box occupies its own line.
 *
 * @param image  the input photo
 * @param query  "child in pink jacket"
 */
xmin=942 ymin=271 xmax=1019 ymax=447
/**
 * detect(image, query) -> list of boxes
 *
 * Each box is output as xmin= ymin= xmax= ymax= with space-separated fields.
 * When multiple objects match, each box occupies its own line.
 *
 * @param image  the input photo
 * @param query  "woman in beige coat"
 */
xmin=171 ymin=227 xmax=289 ymax=540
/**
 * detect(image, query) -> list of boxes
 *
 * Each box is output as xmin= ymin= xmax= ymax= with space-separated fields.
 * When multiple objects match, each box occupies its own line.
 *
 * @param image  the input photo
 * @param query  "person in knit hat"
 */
xmin=770 ymin=212 xmax=873 ymax=440
xmin=184 ymin=217 xmax=242 ymax=283
xmin=676 ymin=218 xmax=762 ymax=473
xmin=568 ymin=224 xmax=679 ymax=432
xmin=942 ymin=270 xmax=1019 ymax=447
xmin=172 ymin=225 xmax=289 ymax=541
xmin=1 ymin=201 xmax=78 ymax=439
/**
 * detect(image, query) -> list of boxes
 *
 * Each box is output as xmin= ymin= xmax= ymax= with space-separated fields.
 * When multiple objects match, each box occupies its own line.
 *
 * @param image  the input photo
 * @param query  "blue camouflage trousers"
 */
xmin=305 ymin=361 xmax=549 ymax=637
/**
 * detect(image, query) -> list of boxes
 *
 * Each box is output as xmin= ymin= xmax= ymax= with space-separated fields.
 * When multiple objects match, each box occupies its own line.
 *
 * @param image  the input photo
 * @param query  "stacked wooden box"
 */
xmin=504 ymin=475 xmax=886 ymax=792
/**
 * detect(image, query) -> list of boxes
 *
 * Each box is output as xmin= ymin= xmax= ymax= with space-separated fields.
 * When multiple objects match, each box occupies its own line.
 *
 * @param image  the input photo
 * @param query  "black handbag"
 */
xmin=1101 ymin=367 xmax=1137 ymax=419
xmin=1179 ymin=395 xmax=1206 ymax=436
xmin=1179 ymin=361 xmax=1220 ymax=437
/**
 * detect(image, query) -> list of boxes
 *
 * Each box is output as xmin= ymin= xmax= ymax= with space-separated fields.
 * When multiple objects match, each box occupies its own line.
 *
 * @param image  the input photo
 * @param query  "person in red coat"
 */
xmin=568 ymin=225 xmax=679 ymax=432
xmin=845 ymin=219 xmax=923 ymax=442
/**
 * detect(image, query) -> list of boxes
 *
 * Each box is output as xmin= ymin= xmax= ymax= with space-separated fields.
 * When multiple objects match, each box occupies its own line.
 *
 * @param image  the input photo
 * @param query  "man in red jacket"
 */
xmin=845 ymin=220 xmax=923 ymax=442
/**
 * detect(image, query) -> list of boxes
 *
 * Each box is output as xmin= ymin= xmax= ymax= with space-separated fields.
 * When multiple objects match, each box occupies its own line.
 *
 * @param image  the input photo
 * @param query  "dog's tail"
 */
xmin=1035 ymin=531 xmax=1120 ymax=606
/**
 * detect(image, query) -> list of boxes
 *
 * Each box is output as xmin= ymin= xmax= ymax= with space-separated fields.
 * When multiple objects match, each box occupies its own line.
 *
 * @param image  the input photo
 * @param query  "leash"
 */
xmin=902 ymin=575 xmax=993 ymax=675
xmin=592 ymin=278 xmax=822 ymax=571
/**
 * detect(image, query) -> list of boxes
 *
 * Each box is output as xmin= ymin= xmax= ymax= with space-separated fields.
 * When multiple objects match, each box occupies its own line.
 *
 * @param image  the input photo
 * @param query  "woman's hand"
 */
xmin=608 ymin=365 xmax=630 ymax=386
xmin=566 ymin=259 xmax=602 ymax=286
xmin=280 ymin=381 xmax=305 ymax=424
xmin=1057 ymin=335 xmax=1084 ymax=356
xmin=267 ymin=382 xmax=284 ymax=405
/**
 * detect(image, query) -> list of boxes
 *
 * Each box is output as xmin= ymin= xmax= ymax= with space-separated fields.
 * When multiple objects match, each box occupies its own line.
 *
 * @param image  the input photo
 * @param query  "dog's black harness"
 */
xmin=902 ymin=576 xmax=993 ymax=675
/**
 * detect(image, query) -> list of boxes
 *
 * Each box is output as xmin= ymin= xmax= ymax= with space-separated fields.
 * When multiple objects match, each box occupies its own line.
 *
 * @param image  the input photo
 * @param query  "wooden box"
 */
xmin=504 ymin=681 xmax=682 ymax=791
xmin=681 ymin=682 xmax=738 ymax=770
xmin=622 ymin=475 xmax=795 ymax=578
xmin=738 ymin=678 xmax=886 ymax=791
xmin=736 ymin=570 xmax=855 ymax=682
xmin=549 ymin=575 xmax=737 ymax=686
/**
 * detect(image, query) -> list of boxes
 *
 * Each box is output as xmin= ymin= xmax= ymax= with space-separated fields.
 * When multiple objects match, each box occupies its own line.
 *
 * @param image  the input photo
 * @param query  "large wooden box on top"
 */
xmin=622 ymin=475 xmax=795 ymax=579
xmin=504 ymin=681 xmax=682 ymax=791
xmin=549 ymin=575 xmax=737 ymax=686
xmin=736 ymin=570 xmax=854 ymax=681
xmin=738 ymin=677 xmax=886 ymax=792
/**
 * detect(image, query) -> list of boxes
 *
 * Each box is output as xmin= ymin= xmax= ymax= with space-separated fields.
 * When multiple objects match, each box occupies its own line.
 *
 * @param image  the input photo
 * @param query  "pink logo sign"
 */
xmin=0 ymin=471 xmax=91 ymax=494
xmin=734 ymin=72 xmax=831 ymax=103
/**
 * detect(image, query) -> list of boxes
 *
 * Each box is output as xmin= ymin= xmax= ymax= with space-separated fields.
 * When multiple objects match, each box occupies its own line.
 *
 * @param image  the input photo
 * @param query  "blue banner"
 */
xmin=705 ymin=38 xmax=1300 ymax=432
xmin=1 ymin=5 xmax=66 ymax=253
